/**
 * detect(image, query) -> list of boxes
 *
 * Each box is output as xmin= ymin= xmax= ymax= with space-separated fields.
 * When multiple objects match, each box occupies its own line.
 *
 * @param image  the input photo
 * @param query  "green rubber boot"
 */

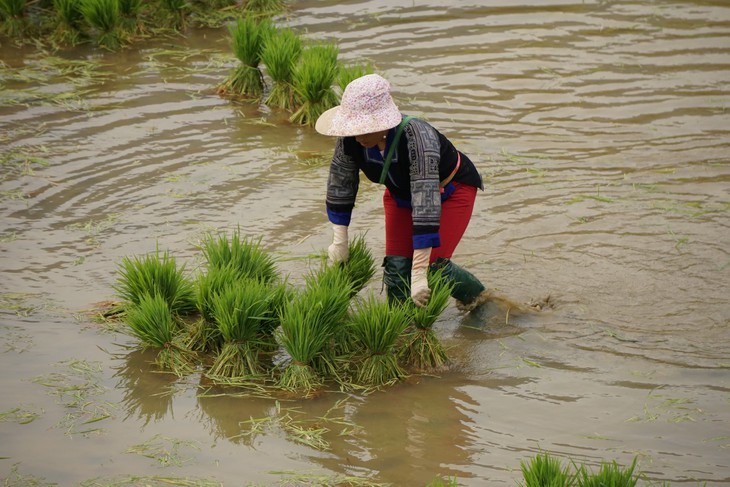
xmin=382 ymin=255 xmax=412 ymax=305
xmin=430 ymin=258 xmax=488 ymax=311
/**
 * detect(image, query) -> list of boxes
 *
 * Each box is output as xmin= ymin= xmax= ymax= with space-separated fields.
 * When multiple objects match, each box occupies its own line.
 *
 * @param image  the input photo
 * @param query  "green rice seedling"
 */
xmin=117 ymin=0 xmax=142 ymax=32
xmin=261 ymin=27 xmax=302 ymax=110
xmin=52 ymin=0 xmax=85 ymax=45
xmin=336 ymin=62 xmax=374 ymax=93
xmin=520 ymin=452 xmax=575 ymax=486
xmin=399 ymin=269 xmax=454 ymax=371
xmin=242 ymin=0 xmax=284 ymax=16
xmin=348 ymin=293 xmax=410 ymax=387
xmin=575 ymin=457 xmax=638 ymax=487
xmin=114 ymin=249 xmax=197 ymax=317
xmin=277 ymin=271 xmax=352 ymax=395
xmin=198 ymin=227 xmax=278 ymax=284
xmin=190 ymin=264 xmax=243 ymax=352
xmin=289 ymin=43 xmax=340 ymax=127
xmin=80 ymin=0 xmax=123 ymax=50
xmin=160 ymin=0 xmax=188 ymax=31
xmin=126 ymin=293 xmax=196 ymax=377
xmin=341 ymin=234 xmax=376 ymax=297
xmin=207 ymin=278 xmax=274 ymax=380
xmin=218 ymin=15 xmax=273 ymax=99
xmin=0 ymin=0 xmax=27 ymax=37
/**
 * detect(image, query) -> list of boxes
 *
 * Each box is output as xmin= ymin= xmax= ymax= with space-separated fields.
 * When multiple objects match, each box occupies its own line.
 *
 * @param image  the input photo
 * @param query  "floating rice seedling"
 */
xmin=290 ymin=43 xmax=340 ymax=127
xmin=198 ymin=227 xmax=278 ymax=284
xmin=341 ymin=234 xmax=376 ymax=297
xmin=0 ymin=0 xmax=27 ymax=37
xmin=336 ymin=62 xmax=374 ymax=92
xmin=80 ymin=0 xmax=123 ymax=50
xmin=261 ymin=27 xmax=302 ymax=110
xmin=348 ymin=293 xmax=410 ymax=387
xmin=218 ymin=15 xmax=273 ymax=100
xmin=277 ymin=270 xmax=352 ymax=395
xmin=520 ymin=452 xmax=575 ymax=487
xmin=125 ymin=293 xmax=196 ymax=376
xmin=399 ymin=270 xmax=454 ymax=371
xmin=114 ymin=248 xmax=196 ymax=316
xmin=52 ymin=0 xmax=86 ymax=45
xmin=206 ymin=278 xmax=274 ymax=381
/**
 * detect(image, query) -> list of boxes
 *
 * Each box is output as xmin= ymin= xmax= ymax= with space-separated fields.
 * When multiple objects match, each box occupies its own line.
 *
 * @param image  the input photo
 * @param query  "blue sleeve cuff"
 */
xmin=413 ymin=233 xmax=440 ymax=249
xmin=327 ymin=209 xmax=352 ymax=226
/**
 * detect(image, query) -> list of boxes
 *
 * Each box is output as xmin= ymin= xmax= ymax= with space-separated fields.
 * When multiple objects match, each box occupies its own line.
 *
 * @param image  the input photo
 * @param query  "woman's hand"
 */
xmin=328 ymin=224 xmax=349 ymax=264
xmin=411 ymin=247 xmax=432 ymax=307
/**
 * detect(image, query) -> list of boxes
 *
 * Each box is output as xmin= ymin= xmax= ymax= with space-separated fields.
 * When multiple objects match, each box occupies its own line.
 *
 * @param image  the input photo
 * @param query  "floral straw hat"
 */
xmin=315 ymin=74 xmax=402 ymax=137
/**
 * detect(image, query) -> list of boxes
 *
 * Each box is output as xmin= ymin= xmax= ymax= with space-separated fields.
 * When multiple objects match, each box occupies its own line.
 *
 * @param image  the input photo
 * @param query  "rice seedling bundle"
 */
xmin=242 ymin=0 xmax=284 ymax=16
xmin=80 ymin=0 xmax=123 ymax=50
xmin=125 ymin=292 xmax=196 ymax=376
xmin=289 ymin=43 xmax=340 ymax=127
xmin=0 ymin=0 xmax=27 ymax=37
xmin=341 ymin=234 xmax=376 ymax=297
xmin=218 ymin=15 xmax=273 ymax=99
xmin=190 ymin=264 xmax=244 ymax=352
xmin=348 ymin=293 xmax=410 ymax=387
xmin=207 ymin=278 xmax=274 ymax=380
xmin=199 ymin=227 xmax=278 ymax=284
xmin=336 ymin=62 xmax=374 ymax=93
xmin=520 ymin=452 xmax=575 ymax=487
xmin=399 ymin=269 xmax=454 ymax=371
xmin=277 ymin=269 xmax=352 ymax=394
xmin=160 ymin=0 xmax=188 ymax=30
xmin=51 ymin=0 xmax=86 ymax=44
xmin=575 ymin=457 xmax=638 ymax=487
xmin=260 ymin=27 xmax=302 ymax=110
xmin=114 ymin=249 xmax=196 ymax=316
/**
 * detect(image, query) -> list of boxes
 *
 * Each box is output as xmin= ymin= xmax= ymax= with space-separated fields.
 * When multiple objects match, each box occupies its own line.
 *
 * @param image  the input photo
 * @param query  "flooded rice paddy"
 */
xmin=1 ymin=0 xmax=729 ymax=485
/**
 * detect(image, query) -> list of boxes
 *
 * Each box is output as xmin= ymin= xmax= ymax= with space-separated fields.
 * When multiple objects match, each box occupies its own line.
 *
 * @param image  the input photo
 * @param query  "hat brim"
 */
xmin=315 ymin=105 xmax=402 ymax=137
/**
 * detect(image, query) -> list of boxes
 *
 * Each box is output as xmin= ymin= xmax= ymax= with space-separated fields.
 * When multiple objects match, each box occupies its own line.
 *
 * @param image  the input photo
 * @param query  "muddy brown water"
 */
xmin=1 ymin=1 xmax=729 ymax=485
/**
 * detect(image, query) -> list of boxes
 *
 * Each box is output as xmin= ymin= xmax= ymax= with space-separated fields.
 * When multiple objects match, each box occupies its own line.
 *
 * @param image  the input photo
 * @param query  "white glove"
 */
xmin=410 ymin=247 xmax=432 ymax=307
xmin=328 ymin=224 xmax=349 ymax=264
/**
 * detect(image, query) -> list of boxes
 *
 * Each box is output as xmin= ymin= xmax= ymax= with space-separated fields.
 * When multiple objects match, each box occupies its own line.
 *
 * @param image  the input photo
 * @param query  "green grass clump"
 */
xmin=399 ymin=270 xmax=453 ymax=371
xmin=199 ymin=227 xmax=278 ymax=284
xmin=159 ymin=0 xmax=188 ymax=30
xmin=261 ymin=27 xmax=302 ymax=110
xmin=125 ymin=293 xmax=196 ymax=376
xmin=242 ymin=0 xmax=284 ymax=16
xmin=218 ymin=15 xmax=273 ymax=99
xmin=80 ymin=0 xmax=123 ymax=50
xmin=348 ymin=293 xmax=410 ymax=387
xmin=290 ymin=43 xmax=339 ymax=127
xmin=114 ymin=249 xmax=196 ymax=317
xmin=207 ymin=278 xmax=274 ymax=380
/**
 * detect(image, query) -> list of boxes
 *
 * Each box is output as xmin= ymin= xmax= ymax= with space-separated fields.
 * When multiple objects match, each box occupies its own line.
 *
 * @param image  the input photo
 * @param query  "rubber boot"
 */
xmin=430 ymin=258 xmax=488 ymax=311
xmin=382 ymin=256 xmax=412 ymax=305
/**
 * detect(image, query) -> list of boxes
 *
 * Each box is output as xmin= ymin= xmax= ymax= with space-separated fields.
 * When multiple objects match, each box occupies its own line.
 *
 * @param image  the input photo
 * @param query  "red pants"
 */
xmin=384 ymin=182 xmax=478 ymax=263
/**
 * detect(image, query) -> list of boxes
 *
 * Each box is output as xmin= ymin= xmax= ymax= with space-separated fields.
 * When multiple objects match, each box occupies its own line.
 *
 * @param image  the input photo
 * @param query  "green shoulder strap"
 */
xmin=379 ymin=115 xmax=415 ymax=185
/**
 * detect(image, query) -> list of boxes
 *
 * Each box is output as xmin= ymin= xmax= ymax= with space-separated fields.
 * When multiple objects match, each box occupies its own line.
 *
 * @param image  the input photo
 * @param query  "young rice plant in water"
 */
xmin=520 ymin=452 xmax=575 ymax=487
xmin=80 ymin=0 xmax=124 ymax=51
xmin=290 ymin=43 xmax=339 ymax=127
xmin=341 ymin=234 xmax=376 ymax=297
xmin=114 ymin=249 xmax=196 ymax=317
xmin=575 ymin=457 xmax=638 ymax=487
xmin=261 ymin=27 xmax=302 ymax=110
xmin=349 ymin=293 xmax=410 ymax=387
xmin=399 ymin=269 xmax=453 ymax=371
xmin=125 ymin=293 xmax=196 ymax=377
xmin=0 ymin=0 xmax=27 ymax=37
xmin=199 ymin=227 xmax=278 ymax=284
xmin=52 ymin=0 xmax=85 ymax=45
xmin=219 ymin=15 xmax=272 ymax=99
xmin=207 ymin=278 xmax=274 ymax=381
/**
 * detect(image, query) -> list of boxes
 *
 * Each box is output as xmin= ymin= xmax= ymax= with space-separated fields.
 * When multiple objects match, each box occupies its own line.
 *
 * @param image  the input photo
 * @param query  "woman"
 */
xmin=315 ymin=74 xmax=488 ymax=310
